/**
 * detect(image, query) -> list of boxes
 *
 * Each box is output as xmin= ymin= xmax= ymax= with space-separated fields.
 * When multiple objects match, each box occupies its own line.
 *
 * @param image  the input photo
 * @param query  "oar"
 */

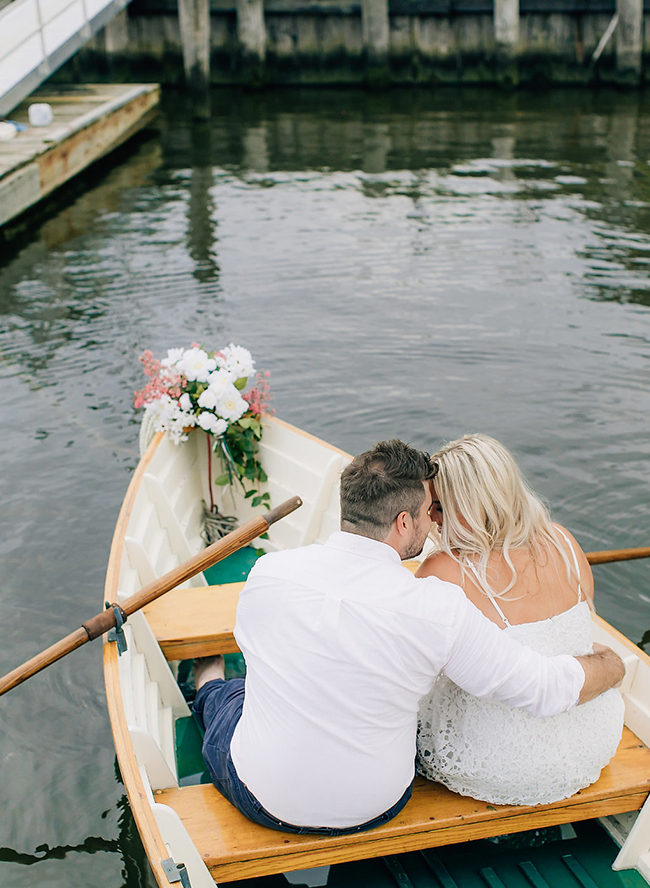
xmin=587 ymin=546 xmax=650 ymax=565
xmin=0 ymin=495 xmax=302 ymax=698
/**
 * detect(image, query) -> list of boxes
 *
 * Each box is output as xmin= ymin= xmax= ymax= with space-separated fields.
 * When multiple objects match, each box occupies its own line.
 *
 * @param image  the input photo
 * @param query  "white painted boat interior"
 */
xmin=0 ymin=0 xmax=132 ymax=116
xmin=107 ymin=418 xmax=353 ymax=885
xmin=105 ymin=417 xmax=650 ymax=887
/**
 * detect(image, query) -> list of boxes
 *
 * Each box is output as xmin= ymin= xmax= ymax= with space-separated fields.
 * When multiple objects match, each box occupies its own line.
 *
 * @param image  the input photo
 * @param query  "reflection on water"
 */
xmin=0 ymin=793 xmax=156 ymax=888
xmin=2 ymin=87 xmax=650 ymax=886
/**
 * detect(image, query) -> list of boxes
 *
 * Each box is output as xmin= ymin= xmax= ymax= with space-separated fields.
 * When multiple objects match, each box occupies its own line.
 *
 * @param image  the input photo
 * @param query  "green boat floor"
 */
xmin=203 ymin=546 xmax=261 ymax=585
xmin=226 ymin=821 xmax=646 ymax=887
xmin=174 ymin=653 xmax=246 ymax=786
xmin=174 ymin=714 xmax=210 ymax=785
xmin=175 ymin=655 xmax=246 ymax=786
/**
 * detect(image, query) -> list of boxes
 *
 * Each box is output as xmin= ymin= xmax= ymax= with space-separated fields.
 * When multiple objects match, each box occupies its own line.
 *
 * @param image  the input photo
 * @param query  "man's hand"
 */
xmin=575 ymin=643 xmax=625 ymax=704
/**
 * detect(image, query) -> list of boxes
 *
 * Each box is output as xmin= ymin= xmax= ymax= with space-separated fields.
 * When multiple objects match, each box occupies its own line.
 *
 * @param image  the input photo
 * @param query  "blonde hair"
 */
xmin=432 ymin=434 xmax=576 ymax=600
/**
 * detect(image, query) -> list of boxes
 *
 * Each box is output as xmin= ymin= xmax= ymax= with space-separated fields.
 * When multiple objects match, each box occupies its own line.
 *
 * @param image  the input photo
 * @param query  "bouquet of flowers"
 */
xmin=134 ymin=343 xmax=272 ymax=512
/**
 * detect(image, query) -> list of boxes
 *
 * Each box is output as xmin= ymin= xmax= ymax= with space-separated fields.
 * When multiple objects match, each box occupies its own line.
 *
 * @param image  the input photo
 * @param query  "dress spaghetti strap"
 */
xmin=465 ymin=561 xmax=512 ymax=627
xmin=553 ymin=526 xmax=583 ymax=602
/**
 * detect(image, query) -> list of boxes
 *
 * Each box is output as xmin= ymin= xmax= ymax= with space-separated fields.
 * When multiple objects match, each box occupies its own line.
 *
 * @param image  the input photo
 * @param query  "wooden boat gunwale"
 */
xmin=103 ymin=429 xmax=172 ymax=888
xmin=103 ymin=418 xmax=650 ymax=888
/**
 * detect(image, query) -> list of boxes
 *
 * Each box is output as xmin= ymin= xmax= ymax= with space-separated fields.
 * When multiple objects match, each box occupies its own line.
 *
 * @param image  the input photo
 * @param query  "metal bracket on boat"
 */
xmin=105 ymin=602 xmax=128 ymax=655
xmin=161 ymin=857 xmax=192 ymax=887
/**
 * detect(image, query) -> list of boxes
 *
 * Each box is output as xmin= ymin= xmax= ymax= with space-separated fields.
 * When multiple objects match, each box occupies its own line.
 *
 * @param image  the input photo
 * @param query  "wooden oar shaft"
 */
xmin=0 ymin=627 xmax=90 ymax=697
xmin=0 ymin=495 xmax=302 ymax=698
xmin=587 ymin=546 xmax=650 ymax=565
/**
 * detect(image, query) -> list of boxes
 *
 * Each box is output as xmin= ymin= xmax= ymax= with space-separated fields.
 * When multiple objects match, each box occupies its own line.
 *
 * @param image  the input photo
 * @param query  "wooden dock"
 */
xmin=0 ymin=83 xmax=160 ymax=229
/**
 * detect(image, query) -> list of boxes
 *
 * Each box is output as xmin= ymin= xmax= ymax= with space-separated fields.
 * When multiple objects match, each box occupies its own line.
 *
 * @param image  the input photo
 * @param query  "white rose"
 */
xmin=198 ymin=388 xmax=218 ymax=410
xmin=161 ymin=347 xmax=185 ymax=368
xmin=207 ymin=367 xmax=234 ymax=392
xmin=215 ymin=385 xmax=249 ymax=422
xmin=216 ymin=344 xmax=255 ymax=380
xmin=179 ymin=393 xmax=193 ymax=412
xmin=197 ymin=411 xmax=219 ymax=432
xmin=177 ymin=348 xmax=217 ymax=383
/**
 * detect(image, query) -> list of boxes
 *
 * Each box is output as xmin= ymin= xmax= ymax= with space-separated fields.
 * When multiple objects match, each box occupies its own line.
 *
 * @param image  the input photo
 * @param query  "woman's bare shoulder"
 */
xmin=553 ymin=522 xmax=581 ymax=548
xmin=552 ymin=523 xmax=595 ymax=601
xmin=416 ymin=551 xmax=462 ymax=584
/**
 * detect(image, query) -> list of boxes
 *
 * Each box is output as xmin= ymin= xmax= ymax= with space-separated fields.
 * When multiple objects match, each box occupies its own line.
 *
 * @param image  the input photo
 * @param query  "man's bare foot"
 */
xmin=194 ymin=656 xmax=225 ymax=689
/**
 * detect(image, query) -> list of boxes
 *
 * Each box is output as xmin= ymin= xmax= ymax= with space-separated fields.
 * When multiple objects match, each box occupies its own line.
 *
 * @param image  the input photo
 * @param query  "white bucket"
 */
xmin=28 ymin=103 xmax=54 ymax=126
xmin=0 ymin=121 xmax=17 ymax=140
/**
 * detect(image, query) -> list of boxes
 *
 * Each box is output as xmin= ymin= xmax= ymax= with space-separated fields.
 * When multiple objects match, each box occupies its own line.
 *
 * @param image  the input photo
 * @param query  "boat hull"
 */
xmin=103 ymin=418 xmax=650 ymax=888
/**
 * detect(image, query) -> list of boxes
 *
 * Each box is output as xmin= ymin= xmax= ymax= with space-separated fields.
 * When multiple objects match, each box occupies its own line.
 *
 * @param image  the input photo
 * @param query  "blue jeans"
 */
xmin=193 ymin=678 xmax=414 ymax=835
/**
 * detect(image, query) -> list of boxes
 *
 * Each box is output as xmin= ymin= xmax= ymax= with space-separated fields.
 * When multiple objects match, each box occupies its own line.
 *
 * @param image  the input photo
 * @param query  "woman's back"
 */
xmin=417 ymin=524 xmax=593 ymax=628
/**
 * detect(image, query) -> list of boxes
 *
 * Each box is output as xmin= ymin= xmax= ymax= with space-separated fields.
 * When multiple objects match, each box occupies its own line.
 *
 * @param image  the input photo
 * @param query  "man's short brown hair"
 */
xmin=340 ymin=439 xmax=435 ymax=540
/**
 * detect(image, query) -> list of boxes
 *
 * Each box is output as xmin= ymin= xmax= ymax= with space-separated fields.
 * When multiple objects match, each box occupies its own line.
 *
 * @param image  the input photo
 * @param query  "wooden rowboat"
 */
xmin=104 ymin=416 xmax=650 ymax=888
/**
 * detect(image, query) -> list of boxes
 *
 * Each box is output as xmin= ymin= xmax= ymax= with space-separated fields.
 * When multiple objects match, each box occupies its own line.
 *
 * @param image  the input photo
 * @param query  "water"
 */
xmin=2 ymin=86 xmax=650 ymax=886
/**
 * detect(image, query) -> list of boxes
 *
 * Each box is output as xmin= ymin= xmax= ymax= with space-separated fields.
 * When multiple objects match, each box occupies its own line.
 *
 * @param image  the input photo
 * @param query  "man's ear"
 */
xmin=394 ymin=510 xmax=411 ymax=537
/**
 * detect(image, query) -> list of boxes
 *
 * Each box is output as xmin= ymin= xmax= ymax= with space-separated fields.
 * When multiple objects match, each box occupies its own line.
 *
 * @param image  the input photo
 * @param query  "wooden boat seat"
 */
xmin=144 ymin=583 xmax=245 ymax=660
xmin=155 ymin=726 xmax=650 ymax=883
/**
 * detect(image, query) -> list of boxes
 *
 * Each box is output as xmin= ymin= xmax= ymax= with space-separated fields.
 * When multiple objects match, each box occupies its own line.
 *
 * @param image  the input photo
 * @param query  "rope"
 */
xmin=202 ymin=503 xmax=238 ymax=545
xmin=203 ymin=434 xmax=238 ymax=543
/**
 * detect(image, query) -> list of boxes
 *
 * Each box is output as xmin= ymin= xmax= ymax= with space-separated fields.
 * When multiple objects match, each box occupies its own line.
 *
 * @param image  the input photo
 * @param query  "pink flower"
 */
xmin=243 ymin=371 xmax=273 ymax=417
xmin=140 ymin=350 xmax=161 ymax=379
xmin=134 ymin=349 xmax=182 ymax=407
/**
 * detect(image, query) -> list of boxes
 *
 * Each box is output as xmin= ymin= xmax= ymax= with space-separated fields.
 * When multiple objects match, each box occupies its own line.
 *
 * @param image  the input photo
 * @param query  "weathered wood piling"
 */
xmin=236 ymin=0 xmax=267 ymax=81
xmin=58 ymin=0 xmax=650 ymax=87
xmin=362 ymin=0 xmax=391 ymax=84
xmin=616 ymin=0 xmax=644 ymax=84
xmin=494 ymin=0 xmax=519 ymax=85
xmin=178 ymin=0 xmax=211 ymax=116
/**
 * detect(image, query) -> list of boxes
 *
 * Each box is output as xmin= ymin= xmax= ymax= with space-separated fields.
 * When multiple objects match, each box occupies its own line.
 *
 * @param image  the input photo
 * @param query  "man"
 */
xmin=193 ymin=439 xmax=624 ymax=835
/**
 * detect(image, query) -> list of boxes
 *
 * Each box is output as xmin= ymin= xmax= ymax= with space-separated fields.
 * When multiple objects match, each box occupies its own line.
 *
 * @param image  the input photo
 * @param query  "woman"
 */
xmin=416 ymin=434 xmax=624 ymax=806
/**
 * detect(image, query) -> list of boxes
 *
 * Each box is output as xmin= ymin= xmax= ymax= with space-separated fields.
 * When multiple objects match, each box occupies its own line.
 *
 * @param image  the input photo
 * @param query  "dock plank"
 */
xmin=156 ymin=727 xmax=650 ymax=882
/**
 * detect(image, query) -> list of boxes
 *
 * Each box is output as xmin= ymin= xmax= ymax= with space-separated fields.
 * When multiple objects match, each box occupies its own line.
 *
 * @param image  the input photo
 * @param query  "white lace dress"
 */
xmin=417 ymin=599 xmax=625 ymax=806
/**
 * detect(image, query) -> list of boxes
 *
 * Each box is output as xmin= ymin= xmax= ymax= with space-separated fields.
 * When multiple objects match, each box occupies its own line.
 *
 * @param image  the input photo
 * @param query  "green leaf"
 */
xmin=244 ymin=489 xmax=257 ymax=499
xmin=238 ymin=417 xmax=253 ymax=429
xmin=234 ymin=377 xmax=247 ymax=391
xmin=260 ymin=532 xmax=269 ymax=540
xmin=252 ymin=496 xmax=262 ymax=507
xmin=258 ymin=467 xmax=268 ymax=482
xmin=254 ymin=547 xmax=266 ymax=557
xmin=214 ymin=473 xmax=230 ymax=486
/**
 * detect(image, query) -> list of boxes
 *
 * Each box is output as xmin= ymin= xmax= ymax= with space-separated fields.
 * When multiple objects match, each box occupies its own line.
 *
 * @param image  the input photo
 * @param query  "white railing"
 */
xmin=0 ymin=0 xmax=132 ymax=116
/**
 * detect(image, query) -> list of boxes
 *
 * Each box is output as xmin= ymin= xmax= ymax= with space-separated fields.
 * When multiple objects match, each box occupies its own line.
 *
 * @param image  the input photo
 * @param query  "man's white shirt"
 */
xmin=230 ymin=531 xmax=585 ymax=828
